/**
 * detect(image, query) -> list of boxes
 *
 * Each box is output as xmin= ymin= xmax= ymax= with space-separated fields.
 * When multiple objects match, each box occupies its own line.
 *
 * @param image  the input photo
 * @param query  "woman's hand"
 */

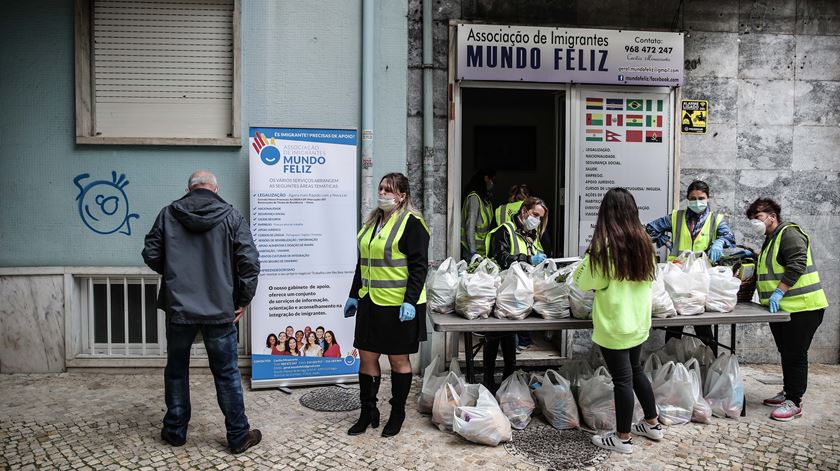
xmin=344 ymin=298 xmax=359 ymax=317
xmin=399 ymin=303 xmax=416 ymax=322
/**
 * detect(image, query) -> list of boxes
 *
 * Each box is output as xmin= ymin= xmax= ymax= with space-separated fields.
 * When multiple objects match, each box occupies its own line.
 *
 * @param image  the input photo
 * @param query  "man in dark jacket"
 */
xmin=142 ymin=170 xmax=261 ymax=454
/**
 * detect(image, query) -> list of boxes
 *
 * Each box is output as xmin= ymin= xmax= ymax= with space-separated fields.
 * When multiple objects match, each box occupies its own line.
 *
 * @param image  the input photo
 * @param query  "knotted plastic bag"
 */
xmin=455 ymin=258 xmax=500 ymax=320
xmin=532 ymin=261 xmax=572 ymax=319
xmin=428 ymin=257 xmax=467 ymax=314
xmin=453 ymin=385 xmax=512 ymax=446
xmin=494 ymin=262 xmax=535 ymax=320
xmin=705 ymin=266 xmax=741 ymax=313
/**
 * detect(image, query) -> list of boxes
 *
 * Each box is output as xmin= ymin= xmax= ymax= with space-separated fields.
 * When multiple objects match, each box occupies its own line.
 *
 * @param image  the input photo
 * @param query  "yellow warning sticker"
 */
xmin=681 ymin=100 xmax=708 ymax=134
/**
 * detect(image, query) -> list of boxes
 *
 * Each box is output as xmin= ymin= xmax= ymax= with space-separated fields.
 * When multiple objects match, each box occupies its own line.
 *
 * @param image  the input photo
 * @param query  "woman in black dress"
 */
xmin=344 ymin=172 xmax=430 ymax=438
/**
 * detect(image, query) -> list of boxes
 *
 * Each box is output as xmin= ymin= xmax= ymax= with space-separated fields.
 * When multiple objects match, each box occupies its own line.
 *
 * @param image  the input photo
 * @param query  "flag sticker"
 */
xmin=646 ymin=115 xmax=663 ymax=127
xmin=645 ymin=99 xmax=664 ymax=112
xmin=606 ymin=130 xmax=622 ymax=142
xmin=626 ymin=114 xmax=643 ymax=126
xmin=606 ymin=114 xmax=623 ymax=126
xmin=626 ymin=130 xmax=642 ymax=142
xmin=586 ymin=113 xmax=604 ymax=125
xmin=626 ymin=99 xmax=643 ymax=111
xmin=586 ymin=97 xmax=603 ymax=110
xmin=646 ymin=130 xmax=663 ymax=143
xmin=606 ymin=98 xmax=623 ymax=110
xmin=586 ymin=129 xmax=603 ymax=141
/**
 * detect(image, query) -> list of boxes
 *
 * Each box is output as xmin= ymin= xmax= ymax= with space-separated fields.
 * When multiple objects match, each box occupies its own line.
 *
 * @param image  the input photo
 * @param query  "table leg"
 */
xmin=464 ymin=332 xmax=475 ymax=384
xmin=713 ymin=324 xmax=719 ymax=357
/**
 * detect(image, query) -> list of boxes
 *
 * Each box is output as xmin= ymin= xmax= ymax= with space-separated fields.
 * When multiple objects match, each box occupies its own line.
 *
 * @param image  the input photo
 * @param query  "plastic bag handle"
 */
xmin=654 ymin=360 xmax=677 ymax=382
xmin=423 ymin=355 xmax=441 ymax=381
xmin=593 ymin=365 xmax=611 ymax=379
xmin=684 ymin=358 xmax=700 ymax=372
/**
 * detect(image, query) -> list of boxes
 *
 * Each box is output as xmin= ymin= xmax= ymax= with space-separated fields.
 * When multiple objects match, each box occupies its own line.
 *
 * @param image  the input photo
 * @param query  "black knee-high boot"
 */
xmin=382 ymin=372 xmax=413 ymax=437
xmin=348 ymin=373 xmax=380 ymax=435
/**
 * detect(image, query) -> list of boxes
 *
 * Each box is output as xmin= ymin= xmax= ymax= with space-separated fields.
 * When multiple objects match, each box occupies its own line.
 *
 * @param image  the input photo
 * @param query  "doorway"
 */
xmin=460 ymin=87 xmax=566 ymax=256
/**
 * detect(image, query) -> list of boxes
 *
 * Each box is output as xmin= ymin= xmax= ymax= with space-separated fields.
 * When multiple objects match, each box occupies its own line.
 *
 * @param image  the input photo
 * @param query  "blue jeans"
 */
xmin=163 ymin=320 xmax=250 ymax=448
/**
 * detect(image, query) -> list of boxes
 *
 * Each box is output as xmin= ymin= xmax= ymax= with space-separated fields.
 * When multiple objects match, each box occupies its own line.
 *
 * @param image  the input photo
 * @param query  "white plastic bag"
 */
xmin=705 ymin=266 xmax=741 ymax=313
xmin=533 ymin=370 xmax=580 ymax=430
xmin=703 ymin=351 xmax=744 ymax=419
xmin=664 ymin=251 xmax=711 ymax=315
xmin=558 ymin=359 xmax=594 ymax=401
xmin=578 ymin=366 xmax=616 ymax=431
xmin=694 ymin=345 xmax=716 ymax=384
xmin=679 ymin=336 xmax=704 ymax=363
xmin=432 ymin=381 xmax=481 ymax=432
xmin=643 ymin=352 xmax=663 ymax=382
xmin=428 ymin=257 xmax=467 ymax=314
xmin=566 ymin=262 xmax=594 ymax=319
xmin=651 ymin=263 xmax=677 ymax=318
xmin=685 ymin=358 xmax=712 ymax=424
xmin=532 ymin=263 xmax=572 ymax=319
xmin=418 ymin=356 xmax=462 ymax=414
xmin=455 ymin=259 xmax=500 ymax=320
xmin=453 ymin=385 xmax=512 ymax=446
xmin=494 ymin=262 xmax=535 ymax=320
xmin=494 ymin=370 xmax=535 ymax=430
xmin=652 ymin=361 xmax=694 ymax=425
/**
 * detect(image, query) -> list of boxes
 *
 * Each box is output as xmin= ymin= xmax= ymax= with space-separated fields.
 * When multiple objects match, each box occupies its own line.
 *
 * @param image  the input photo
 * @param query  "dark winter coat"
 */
xmin=142 ymin=188 xmax=260 ymax=324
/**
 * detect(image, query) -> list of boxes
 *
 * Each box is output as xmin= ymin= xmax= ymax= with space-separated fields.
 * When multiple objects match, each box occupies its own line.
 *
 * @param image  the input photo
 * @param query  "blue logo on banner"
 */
xmin=252 ymin=131 xmax=281 ymax=165
xmin=343 ymin=355 xmax=356 ymax=366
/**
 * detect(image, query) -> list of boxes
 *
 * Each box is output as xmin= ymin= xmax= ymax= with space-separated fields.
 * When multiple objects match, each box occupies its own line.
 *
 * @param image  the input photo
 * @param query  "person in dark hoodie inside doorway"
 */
xmin=142 ymin=170 xmax=262 ymax=454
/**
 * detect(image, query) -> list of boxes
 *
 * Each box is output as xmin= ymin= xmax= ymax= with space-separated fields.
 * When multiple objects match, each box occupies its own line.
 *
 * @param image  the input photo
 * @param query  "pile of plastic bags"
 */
xmin=417 ymin=356 xmax=462 ymax=414
xmin=455 ymin=258 xmax=500 ymax=320
xmin=427 ymin=257 xmax=467 ymax=314
xmin=662 ymin=251 xmax=711 ymax=315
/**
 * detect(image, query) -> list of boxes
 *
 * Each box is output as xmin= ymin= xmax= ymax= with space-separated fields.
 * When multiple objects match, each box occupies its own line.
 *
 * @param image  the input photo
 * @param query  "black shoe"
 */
xmin=348 ymin=373 xmax=381 ymax=435
xmin=382 ymin=372 xmax=412 ymax=437
xmin=230 ymin=429 xmax=262 ymax=454
xmin=160 ymin=429 xmax=186 ymax=447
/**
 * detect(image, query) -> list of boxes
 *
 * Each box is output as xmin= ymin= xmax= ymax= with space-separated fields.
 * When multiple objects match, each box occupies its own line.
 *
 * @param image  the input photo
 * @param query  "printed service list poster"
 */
xmin=577 ymin=94 xmax=671 ymax=255
xmin=249 ymin=127 xmax=359 ymax=387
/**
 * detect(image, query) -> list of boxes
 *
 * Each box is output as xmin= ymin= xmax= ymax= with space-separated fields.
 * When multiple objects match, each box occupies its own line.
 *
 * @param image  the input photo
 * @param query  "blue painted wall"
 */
xmin=0 ymin=0 xmax=407 ymax=267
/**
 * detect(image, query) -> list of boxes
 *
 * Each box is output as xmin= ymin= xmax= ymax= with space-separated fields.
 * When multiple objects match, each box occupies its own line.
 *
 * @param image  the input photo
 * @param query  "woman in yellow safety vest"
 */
xmin=461 ymin=169 xmax=496 ymax=262
xmin=746 ymin=198 xmax=828 ymax=422
xmin=645 ymin=180 xmax=736 ymax=345
xmin=494 ymin=184 xmax=531 ymax=227
xmin=343 ymin=172 xmax=430 ymax=438
xmin=481 ymin=197 xmax=548 ymax=391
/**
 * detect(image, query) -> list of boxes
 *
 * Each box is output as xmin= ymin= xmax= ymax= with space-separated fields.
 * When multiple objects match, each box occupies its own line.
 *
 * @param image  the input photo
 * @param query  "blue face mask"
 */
xmin=687 ymin=199 xmax=708 ymax=214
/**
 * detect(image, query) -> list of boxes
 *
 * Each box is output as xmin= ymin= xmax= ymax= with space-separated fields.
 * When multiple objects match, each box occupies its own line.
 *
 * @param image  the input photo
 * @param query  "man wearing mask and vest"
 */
xmin=461 ymin=169 xmax=495 ymax=263
xmin=646 ymin=180 xmax=736 ymax=345
xmin=747 ymin=198 xmax=828 ymax=422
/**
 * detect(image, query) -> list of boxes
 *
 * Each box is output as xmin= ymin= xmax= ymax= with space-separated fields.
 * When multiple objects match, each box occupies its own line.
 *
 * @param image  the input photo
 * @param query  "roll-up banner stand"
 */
xmin=248 ymin=127 xmax=359 ymax=388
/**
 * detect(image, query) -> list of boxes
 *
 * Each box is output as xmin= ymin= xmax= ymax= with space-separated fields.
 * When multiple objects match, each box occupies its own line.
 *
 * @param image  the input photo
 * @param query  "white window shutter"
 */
xmin=92 ymin=0 xmax=234 ymax=139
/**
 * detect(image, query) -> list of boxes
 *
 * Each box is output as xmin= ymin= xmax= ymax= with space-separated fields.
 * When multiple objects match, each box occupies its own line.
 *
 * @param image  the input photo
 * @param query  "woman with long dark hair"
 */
xmin=323 ymin=330 xmax=341 ymax=358
xmin=574 ymin=188 xmax=663 ymax=454
xmin=286 ymin=338 xmax=301 ymax=356
xmin=263 ymin=334 xmax=278 ymax=355
xmin=343 ymin=172 xmax=430 ymax=437
xmin=461 ymin=169 xmax=496 ymax=262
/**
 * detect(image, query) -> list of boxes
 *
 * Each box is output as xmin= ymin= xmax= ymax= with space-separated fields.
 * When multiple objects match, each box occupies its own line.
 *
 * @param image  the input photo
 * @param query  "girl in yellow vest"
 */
xmin=461 ymin=169 xmax=496 ymax=262
xmin=747 ymin=198 xmax=828 ymax=422
xmin=574 ymin=188 xmax=663 ymax=454
xmin=645 ymin=180 xmax=736 ymax=345
xmin=481 ymin=197 xmax=548 ymax=391
xmin=343 ymin=173 xmax=430 ymax=437
xmin=494 ymin=184 xmax=531 ymax=227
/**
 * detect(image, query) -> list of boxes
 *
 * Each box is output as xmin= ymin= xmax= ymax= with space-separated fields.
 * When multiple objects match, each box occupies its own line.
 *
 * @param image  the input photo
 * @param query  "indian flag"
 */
xmin=646 ymin=99 xmax=664 ymax=112
xmin=646 ymin=115 xmax=663 ymax=127
xmin=586 ymin=97 xmax=603 ymax=110
xmin=586 ymin=113 xmax=604 ymax=125
xmin=626 ymin=114 xmax=643 ymax=126
xmin=585 ymin=129 xmax=603 ymax=141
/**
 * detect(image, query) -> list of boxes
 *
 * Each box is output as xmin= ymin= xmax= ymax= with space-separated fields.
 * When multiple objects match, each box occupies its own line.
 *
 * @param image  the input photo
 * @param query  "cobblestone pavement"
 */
xmin=1 ymin=364 xmax=838 ymax=470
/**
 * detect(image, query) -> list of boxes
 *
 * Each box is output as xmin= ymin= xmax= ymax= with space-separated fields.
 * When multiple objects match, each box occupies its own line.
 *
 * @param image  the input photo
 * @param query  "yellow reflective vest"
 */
xmin=756 ymin=223 xmax=828 ymax=313
xmin=485 ymin=220 xmax=544 ymax=259
xmin=667 ymin=209 xmax=723 ymax=261
xmin=460 ymin=191 xmax=493 ymax=256
xmin=494 ymin=200 xmax=524 ymax=227
xmin=357 ymin=210 xmax=428 ymax=306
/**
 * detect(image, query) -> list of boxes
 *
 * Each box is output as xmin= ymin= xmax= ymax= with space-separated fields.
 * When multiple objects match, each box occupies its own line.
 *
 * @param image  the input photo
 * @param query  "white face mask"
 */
xmin=524 ymin=215 xmax=541 ymax=231
xmin=749 ymin=218 xmax=766 ymax=236
xmin=377 ymin=195 xmax=398 ymax=212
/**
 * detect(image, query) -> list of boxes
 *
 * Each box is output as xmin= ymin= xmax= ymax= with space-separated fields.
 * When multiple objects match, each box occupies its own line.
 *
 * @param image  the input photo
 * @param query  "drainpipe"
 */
xmin=360 ymin=0 xmax=375 ymax=221
xmin=422 ymin=0 xmax=434 ymax=222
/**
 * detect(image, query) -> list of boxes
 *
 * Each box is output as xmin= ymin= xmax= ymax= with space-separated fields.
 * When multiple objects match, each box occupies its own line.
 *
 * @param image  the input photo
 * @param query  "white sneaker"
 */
xmin=590 ymin=432 xmax=633 ymax=454
xmin=631 ymin=421 xmax=664 ymax=441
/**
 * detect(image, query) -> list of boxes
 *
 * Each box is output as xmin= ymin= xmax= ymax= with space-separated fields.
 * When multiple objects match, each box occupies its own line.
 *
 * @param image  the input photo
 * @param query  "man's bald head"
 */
xmin=188 ymin=170 xmax=218 ymax=192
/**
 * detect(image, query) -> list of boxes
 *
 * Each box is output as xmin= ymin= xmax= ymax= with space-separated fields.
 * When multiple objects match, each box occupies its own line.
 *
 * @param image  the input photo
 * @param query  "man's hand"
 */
xmin=234 ymin=306 xmax=247 ymax=323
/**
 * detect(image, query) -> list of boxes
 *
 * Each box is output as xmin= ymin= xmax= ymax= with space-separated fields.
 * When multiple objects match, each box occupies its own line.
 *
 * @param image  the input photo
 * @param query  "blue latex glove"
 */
xmin=399 ymin=303 xmax=416 ymax=322
xmin=344 ymin=298 xmax=358 ymax=318
xmin=768 ymin=288 xmax=784 ymax=313
xmin=709 ymin=239 xmax=725 ymax=263
xmin=531 ymin=252 xmax=547 ymax=265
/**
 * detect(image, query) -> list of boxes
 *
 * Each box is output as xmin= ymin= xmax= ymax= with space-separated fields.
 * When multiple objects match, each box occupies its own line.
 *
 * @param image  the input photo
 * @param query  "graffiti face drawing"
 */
xmin=74 ymin=171 xmax=140 ymax=235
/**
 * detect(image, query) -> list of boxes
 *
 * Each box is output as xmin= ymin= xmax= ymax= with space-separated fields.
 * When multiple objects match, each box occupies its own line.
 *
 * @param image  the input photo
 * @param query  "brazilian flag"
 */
xmin=626 ymin=99 xmax=643 ymax=111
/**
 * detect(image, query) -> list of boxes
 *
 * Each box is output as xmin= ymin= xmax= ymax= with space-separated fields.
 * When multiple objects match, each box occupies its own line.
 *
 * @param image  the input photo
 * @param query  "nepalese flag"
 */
xmin=646 ymin=99 xmax=664 ymax=112
xmin=626 ymin=130 xmax=643 ymax=142
xmin=606 ymin=114 xmax=623 ymax=126
xmin=606 ymin=130 xmax=622 ymax=142
xmin=586 ymin=129 xmax=603 ymax=141
xmin=586 ymin=113 xmax=604 ymax=125
xmin=626 ymin=114 xmax=643 ymax=126
xmin=586 ymin=97 xmax=603 ymax=110
xmin=646 ymin=130 xmax=663 ymax=143
xmin=606 ymin=98 xmax=623 ymax=110
xmin=646 ymin=115 xmax=663 ymax=127
xmin=626 ymin=99 xmax=643 ymax=111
